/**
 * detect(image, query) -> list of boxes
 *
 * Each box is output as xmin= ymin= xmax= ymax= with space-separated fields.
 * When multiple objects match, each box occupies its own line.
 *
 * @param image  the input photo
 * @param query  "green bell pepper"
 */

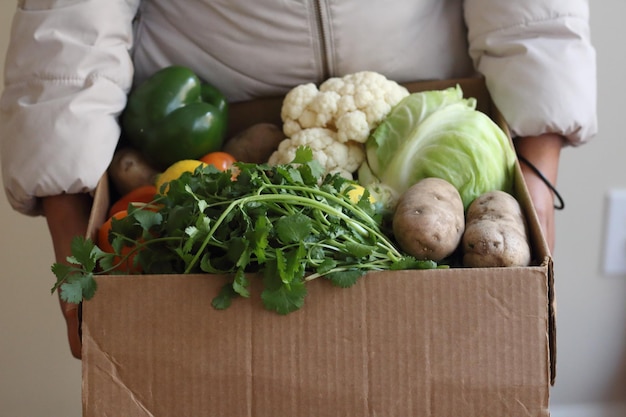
xmin=121 ymin=65 xmax=228 ymax=170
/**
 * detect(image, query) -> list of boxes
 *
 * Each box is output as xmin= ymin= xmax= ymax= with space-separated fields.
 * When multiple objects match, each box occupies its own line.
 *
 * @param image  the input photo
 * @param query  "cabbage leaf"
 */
xmin=358 ymin=85 xmax=517 ymax=210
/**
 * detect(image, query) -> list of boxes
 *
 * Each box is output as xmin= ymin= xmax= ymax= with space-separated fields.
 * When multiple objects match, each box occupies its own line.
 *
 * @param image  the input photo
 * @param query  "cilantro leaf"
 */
xmin=291 ymin=146 xmax=314 ymax=164
xmin=275 ymin=244 xmax=306 ymax=285
xmin=261 ymin=279 xmax=307 ymax=315
xmin=59 ymin=281 xmax=83 ymax=303
xmin=50 ymin=263 xmax=72 ymax=286
xmin=249 ymin=215 xmax=270 ymax=263
xmin=275 ymin=213 xmax=313 ymax=244
xmin=79 ymin=273 xmax=98 ymax=299
xmin=69 ymin=236 xmax=98 ymax=272
xmin=59 ymin=279 xmax=85 ymax=303
xmin=325 ymin=269 xmax=363 ymax=288
xmin=314 ymin=258 xmax=337 ymax=275
xmin=391 ymin=257 xmax=439 ymax=270
xmin=232 ymin=269 xmax=250 ymax=298
xmin=290 ymin=146 xmax=325 ymax=183
xmin=98 ymin=253 xmax=117 ymax=272
xmin=275 ymin=164 xmax=304 ymax=185
xmin=130 ymin=208 xmax=162 ymax=231
xmin=212 ymin=283 xmax=238 ymax=310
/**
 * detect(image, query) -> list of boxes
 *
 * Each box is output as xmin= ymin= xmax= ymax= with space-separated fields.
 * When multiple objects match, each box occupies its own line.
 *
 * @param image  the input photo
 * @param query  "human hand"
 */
xmin=57 ymin=296 xmax=82 ymax=360
xmin=42 ymin=193 xmax=93 ymax=359
xmin=520 ymin=167 xmax=557 ymax=253
xmin=514 ymin=134 xmax=566 ymax=253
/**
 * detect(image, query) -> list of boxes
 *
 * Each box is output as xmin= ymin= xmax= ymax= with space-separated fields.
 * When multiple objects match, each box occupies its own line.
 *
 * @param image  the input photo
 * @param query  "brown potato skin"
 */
xmin=462 ymin=190 xmax=531 ymax=267
xmin=392 ymin=177 xmax=465 ymax=261
xmin=108 ymin=146 xmax=159 ymax=195
xmin=222 ymin=123 xmax=285 ymax=163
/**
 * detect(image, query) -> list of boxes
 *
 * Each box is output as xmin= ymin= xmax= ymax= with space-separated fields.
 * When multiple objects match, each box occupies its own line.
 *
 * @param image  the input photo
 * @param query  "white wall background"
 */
xmin=548 ymin=1 xmax=626 ymax=415
xmin=0 ymin=3 xmax=82 ymax=416
xmin=0 ymin=2 xmax=624 ymax=416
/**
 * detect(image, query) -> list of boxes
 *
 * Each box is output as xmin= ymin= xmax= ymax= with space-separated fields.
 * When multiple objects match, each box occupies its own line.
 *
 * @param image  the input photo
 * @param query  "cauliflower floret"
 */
xmin=335 ymin=111 xmax=369 ymax=144
xmin=322 ymin=71 xmax=409 ymax=142
xmin=268 ymin=127 xmax=365 ymax=179
xmin=281 ymin=71 xmax=409 ymax=143
xmin=336 ymin=94 xmax=357 ymax=114
xmin=281 ymin=83 xmax=319 ymax=120
xmin=288 ymin=91 xmax=340 ymax=136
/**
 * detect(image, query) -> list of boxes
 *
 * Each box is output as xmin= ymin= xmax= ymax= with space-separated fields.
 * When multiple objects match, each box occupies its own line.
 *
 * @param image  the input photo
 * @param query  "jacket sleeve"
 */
xmin=464 ymin=0 xmax=597 ymax=146
xmin=0 ymin=0 xmax=140 ymax=216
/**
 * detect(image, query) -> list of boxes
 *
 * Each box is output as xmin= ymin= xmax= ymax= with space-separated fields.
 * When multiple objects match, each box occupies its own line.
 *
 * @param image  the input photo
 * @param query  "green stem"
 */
xmin=259 ymin=183 xmax=379 ymax=228
xmin=184 ymin=193 xmax=402 ymax=274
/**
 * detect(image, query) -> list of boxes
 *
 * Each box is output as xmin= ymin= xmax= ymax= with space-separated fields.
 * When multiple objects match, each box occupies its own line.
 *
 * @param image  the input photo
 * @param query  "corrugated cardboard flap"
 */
xmin=83 ymin=267 xmax=550 ymax=417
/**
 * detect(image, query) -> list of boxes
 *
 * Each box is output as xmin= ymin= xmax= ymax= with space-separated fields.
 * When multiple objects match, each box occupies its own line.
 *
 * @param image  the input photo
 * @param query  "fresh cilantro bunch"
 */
xmin=52 ymin=147 xmax=437 ymax=314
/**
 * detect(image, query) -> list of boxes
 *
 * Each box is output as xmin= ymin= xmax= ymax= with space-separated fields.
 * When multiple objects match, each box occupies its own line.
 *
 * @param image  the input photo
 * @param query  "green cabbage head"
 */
xmin=358 ymin=85 xmax=517 ymax=210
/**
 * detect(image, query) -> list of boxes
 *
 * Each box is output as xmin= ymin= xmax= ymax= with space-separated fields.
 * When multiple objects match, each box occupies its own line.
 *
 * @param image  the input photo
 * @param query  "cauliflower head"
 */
xmin=281 ymin=71 xmax=409 ymax=143
xmin=268 ymin=127 xmax=365 ymax=179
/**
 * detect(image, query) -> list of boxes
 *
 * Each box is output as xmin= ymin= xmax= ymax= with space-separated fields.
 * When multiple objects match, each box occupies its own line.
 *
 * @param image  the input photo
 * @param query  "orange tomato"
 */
xmin=199 ymin=151 xmax=236 ymax=171
xmin=108 ymin=184 xmax=159 ymax=218
xmin=97 ymin=210 xmax=141 ymax=273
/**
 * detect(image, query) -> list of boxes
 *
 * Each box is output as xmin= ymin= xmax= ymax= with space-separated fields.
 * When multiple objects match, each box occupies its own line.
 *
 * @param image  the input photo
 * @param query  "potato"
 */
xmin=462 ymin=190 xmax=531 ymax=267
xmin=392 ymin=177 xmax=465 ymax=261
xmin=108 ymin=146 xmax=160 ymax=195
xmin=222 ymin=123 xmax=285 ymax=163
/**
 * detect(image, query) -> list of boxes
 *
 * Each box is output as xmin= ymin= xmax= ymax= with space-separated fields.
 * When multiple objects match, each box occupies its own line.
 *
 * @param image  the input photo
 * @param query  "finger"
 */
xmin=58 ymin=296 xmax=82 ymax=360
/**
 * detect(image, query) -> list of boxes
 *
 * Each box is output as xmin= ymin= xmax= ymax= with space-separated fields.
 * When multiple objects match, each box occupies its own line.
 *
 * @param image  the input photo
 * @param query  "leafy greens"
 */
xmin=51 ymin=147 xmax=438 ymax=314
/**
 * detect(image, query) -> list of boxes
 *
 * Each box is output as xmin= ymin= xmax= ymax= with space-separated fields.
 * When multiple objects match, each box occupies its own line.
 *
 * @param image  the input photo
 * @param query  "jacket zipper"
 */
xmin=312 ymin=0 xmax=332 ymax=80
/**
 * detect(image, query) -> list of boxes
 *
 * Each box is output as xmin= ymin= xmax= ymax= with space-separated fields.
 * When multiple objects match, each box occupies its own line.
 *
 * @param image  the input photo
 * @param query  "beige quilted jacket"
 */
xmin=0 ymin=0 xmax=597 ymax=215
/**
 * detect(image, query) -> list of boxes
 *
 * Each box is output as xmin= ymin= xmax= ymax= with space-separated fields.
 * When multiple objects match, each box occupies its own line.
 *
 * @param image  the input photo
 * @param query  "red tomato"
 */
xmin=199 ymin=151 xmax=236 ymax=171
xmin=108 ymin=185 xmax=158 ymax=218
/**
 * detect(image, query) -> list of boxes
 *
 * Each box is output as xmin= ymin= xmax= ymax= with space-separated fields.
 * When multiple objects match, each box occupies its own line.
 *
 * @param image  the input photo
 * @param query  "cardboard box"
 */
xmin=82 ymin=78 xmax=555 ymax=417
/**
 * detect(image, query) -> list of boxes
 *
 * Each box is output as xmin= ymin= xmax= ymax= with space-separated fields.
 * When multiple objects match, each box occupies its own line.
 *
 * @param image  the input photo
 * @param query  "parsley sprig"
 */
xmin=52 ymin=147 xmax=437 ymax=314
